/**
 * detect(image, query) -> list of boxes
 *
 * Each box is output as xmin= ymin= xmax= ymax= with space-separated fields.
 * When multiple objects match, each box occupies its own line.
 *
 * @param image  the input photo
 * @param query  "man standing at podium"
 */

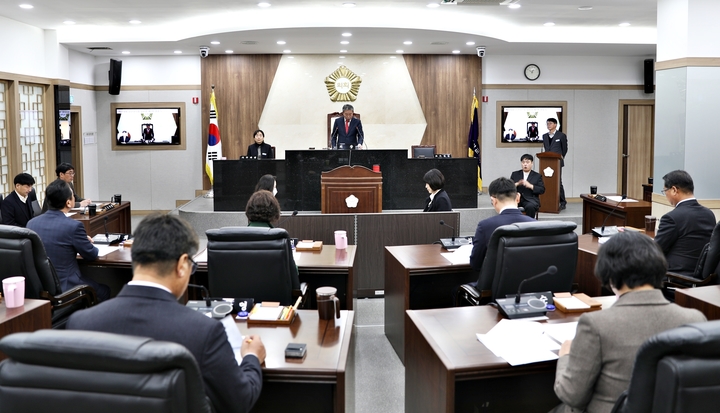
xmin=542 ymin=118 xmax=568 ymax=210
xmin=331 ymin=104 xmax=364 ymax=150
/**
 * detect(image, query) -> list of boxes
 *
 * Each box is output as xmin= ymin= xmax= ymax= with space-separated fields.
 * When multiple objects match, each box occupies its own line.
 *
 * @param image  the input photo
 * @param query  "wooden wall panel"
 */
xmin=404 ymin=55 xmax=482 ymax=158
xmin=201 ymin=55 xmax=282 ymax=189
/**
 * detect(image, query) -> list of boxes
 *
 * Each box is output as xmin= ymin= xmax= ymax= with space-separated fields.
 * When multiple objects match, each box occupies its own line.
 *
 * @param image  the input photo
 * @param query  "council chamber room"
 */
xmin=2 ymin=1 xmax=720 ymax=412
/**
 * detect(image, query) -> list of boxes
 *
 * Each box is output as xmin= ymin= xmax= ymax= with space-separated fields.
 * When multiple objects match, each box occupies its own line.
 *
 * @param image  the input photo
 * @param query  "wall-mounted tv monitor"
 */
xmin=111 ymin=102 xmax=187 ymax=151
xmin=496 ymin=101 xmax=567 ymax=147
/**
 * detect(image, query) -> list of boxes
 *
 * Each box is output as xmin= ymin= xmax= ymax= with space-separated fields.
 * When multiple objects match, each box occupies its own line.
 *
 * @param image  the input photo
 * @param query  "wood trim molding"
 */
xmin=484 ymin=84 xmax=644 ymax=90
xmin=652 ymin=193 xmax=720 ymax=209
xmin=656 ymin=58 xmax=720 ymax=71
xmin=96 ymin=85 xmax=201 ymax=91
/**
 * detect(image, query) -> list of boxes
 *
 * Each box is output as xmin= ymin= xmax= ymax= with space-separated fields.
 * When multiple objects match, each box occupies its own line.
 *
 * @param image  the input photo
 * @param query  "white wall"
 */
xmin=0 ymin=16 xmax=46 ymax=76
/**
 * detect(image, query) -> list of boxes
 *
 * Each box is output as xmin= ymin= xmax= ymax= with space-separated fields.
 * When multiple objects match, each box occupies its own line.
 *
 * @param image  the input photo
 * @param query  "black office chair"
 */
xmin=611 ymin=320 xmax=720 ymax=413
xmin=0 ymin=224 xmax=97 ymax=329
xmin=456 ymin=221 xmax=578 ymax=306
xmin=0 ymin=330 xmax=212 ymax=413
xmin=206 ymin=226 xmax=307 ymax=306
xmin=664 ymin=220 xmax=720 ymax=290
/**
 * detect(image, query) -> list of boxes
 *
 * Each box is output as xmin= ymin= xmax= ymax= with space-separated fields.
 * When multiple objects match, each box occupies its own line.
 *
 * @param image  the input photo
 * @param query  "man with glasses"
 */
xmin=68 ymin=213 xmax=266 ymax=413
xmin=655 ymin=170 xmax=716 ymax=277
xmin=41 ymin=162 xmax=92 ymax=213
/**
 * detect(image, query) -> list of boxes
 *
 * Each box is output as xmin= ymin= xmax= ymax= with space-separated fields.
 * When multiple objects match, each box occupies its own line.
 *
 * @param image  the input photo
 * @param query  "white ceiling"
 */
xmin=2 ymin=0 xmax=657 ymax=57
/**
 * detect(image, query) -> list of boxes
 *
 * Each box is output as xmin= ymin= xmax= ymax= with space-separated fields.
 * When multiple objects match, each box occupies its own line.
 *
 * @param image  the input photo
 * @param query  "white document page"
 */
xmin=440 ymin=244 xmax=473 ymax=265
xmin=220 ymin=315 xmax=245 ymax=365
xmin=94 ymin=245 xmax=119 ymax=257
xmin=606 ymin=196 xmax=638 ymax=203
xmin=476 ymin=319 xmax=560 ymax=366
xmin=194 ymin=248 xmax=208 ymax=263
xmin=544 ymin=322 xmax=579 ymax=345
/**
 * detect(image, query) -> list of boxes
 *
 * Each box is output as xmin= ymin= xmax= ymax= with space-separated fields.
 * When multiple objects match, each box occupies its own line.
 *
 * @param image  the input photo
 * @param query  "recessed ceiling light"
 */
xmin=404 ymin=41 xmax=413 ymax=45
xmin=258 ymin=2 xmax=271 ymax=7
xmin=288 ymin=56 xmax=294 ymax=59
xmin=211 ymin=41 xmax=220 ymax=45
xmin=619 ymin=22 xmax=631 ymax=27
xmin=277 ymin=40 xmax=286 ymax=45
xmin=340 ymin=50 xmax=347 ymax=53
xmin=342 ymin=32 xmax=352 ymax=37
xmin=340 ymin=41 xmax=349 ymax=45
xmin=63 ymin=20 xmax=75 ymax=25
xmin=452 ymin=50 xmax=461 ymax=54
xmin=225 ymin=50 xmax=233 ymax=54
xmin=466 ymin=41 xmax=475 ymax=46
xmin=339 ymin=56 xmax=346 ymax=59
xmin=129 ymin=20 xmax=141 ymax=24
xmin=578 ymin=6 xmax=593 ymax=11
xmin=19 ymin=4 xmax=33 ymax=9
xmin=508 ymin=4 xmax=521 ymax=9
xmin=427 ymin=3 xmax=439 ymax=8
xmin=342 ymin=2 xmax=356 ymax=7
xmin=544 ymin=22 xmax=555 ymax=26
xmin=174 ymin=50 xmax=182 ymax=54
xmin=396 ymin=50 xmax=404 ymax=53
xmin=283 ymin=49 xmax=291 ymax=53
xmin=390 ymin=56 xmax=397 ymax=59
xmin=122 ymin=51 xmax=130 ymax=54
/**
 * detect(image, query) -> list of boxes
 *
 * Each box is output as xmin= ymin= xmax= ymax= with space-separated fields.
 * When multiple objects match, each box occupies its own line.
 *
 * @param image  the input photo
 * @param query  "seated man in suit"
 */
xmin=27 ymin=180 xmax=111 ymax=302
xmin=68 ymin=213 xmax=266 ymax=413
xmin=654 ymin=170 xmax=716 ymax=277
xmin=41 ymin=162 xmax=92 ymax=212
xmin=510 ymin=154 xmax=545 ymax=218
xmin=469 ymin=177 xmax=536 ymax=272
xmin=1 ymin=173 xmax=36 ymax=227
xmin=330 ymin=104 xmax=364 ymax=149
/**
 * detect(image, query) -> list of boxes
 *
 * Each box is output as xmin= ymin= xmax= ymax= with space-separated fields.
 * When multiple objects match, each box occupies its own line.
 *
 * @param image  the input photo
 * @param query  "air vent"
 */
xmin=431 ymin=41 xmax=449 ymax=45
xmin=241 ymin=41 xmax=258 ymax=45
xmin=455 ymin=0 xmax=519 ymax=4
xmin=87 ymin=47 xmax=113 ymax=51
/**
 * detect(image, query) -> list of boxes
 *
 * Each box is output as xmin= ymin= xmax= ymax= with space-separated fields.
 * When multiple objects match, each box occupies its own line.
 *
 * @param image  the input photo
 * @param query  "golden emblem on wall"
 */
xmin=324 ymin=65 xmax=362 ymax=102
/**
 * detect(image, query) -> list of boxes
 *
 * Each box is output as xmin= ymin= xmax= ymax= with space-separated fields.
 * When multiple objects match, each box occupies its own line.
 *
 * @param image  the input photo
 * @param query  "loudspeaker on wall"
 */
xmin=644 ymin=59 xmax=654 ymax=94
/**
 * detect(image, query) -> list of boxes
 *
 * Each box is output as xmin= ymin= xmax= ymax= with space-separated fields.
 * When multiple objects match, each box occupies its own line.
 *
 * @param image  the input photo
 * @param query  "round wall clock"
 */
xmin=524 ymin=64 xmax=540 ymax=81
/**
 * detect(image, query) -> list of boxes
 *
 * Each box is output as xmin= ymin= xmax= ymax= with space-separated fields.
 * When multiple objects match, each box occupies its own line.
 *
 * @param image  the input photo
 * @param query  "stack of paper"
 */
xmin=476 ymin=319 xmax=567 ymax=366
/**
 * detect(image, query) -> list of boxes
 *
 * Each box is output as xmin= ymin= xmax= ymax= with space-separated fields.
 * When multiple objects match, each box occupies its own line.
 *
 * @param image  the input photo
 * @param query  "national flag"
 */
xmin=205 ymin=89 xmax=222 ymax=185
xmin=467 ymin=93 xmax=481 ymax=190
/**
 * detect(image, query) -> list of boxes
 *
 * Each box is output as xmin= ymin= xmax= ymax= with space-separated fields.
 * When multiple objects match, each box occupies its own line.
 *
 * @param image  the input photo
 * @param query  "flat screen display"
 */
xmin=115 ymin=107 xmax=180 ymax=146
xmin=500 ymin=106 xmax=563 ymax=143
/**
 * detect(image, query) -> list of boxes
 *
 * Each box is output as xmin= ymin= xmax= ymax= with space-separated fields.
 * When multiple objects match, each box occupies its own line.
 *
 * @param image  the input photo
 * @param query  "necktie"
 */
xmin=345 ymin=119 xmax=349 ymax=134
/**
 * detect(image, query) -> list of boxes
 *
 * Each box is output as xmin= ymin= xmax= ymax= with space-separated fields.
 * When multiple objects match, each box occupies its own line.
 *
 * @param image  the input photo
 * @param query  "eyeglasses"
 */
xmin=188 ymin=256 xmax=198 ymax=275
xmin=65 ymin=171 xmax=75 ymax=176
xmin=661 ymin=187 xmax=672 ymax=195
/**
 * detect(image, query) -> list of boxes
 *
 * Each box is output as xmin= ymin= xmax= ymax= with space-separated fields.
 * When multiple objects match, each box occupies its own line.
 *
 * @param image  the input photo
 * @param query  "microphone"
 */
xmin=276 ymin=210 xmax=298 ymax=228
xmin=331 ymin=125 xmax=339 ymax=149
xmin=103 ymin=216 xmax=110 ymax=243
xmin=348 ymin=146 xmax=353 ymax=166
xmin=439 ymin=220 xmax=455 ymax=242
xmin=515 ymin=266 xmax=557 ymax=303
xmin=187 ymin=283 xmax=212 ymax=307
xmin=592 ymin=194 xmax=627 ymax=237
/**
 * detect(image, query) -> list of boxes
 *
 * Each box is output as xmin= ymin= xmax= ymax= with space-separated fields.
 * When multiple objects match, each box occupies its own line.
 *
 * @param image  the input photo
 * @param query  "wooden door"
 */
xmin=70 ymin=107 xmax=84 ymax=198
xmin=618 ymin=101 xmax=654 ymax=199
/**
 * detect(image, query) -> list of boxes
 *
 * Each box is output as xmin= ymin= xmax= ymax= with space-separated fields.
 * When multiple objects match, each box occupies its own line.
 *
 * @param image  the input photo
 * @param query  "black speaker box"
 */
xmin=109 ymin=58 xmax=122 ymax=95
xmin=644 ymin=59 xmax=654 ymax=94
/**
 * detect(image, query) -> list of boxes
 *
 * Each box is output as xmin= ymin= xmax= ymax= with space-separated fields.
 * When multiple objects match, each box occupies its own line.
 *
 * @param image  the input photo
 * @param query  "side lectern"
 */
xmin=537 ymin=151 xmax=563 ymax=213
xmin=321 ymin=165 xmax=382 ymax=214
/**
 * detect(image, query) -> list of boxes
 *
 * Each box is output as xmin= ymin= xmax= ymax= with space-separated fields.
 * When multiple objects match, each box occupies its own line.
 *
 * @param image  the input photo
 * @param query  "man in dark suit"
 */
xmin=1 ymin=173 xmax=35 ymax=227
xmin=67 ymin=213 xmax=266 ymax=413
xmin=654 ymin=170 xmax=716 ymax=277
xmin=27 ymin=180 xmax=110 ymax=301
xmin=510 ymin=154 xmax=545 ymax=218
xmin=542 ymin=117 xmax=568 ymax=209
xmin=470 ymin=177 xmax=536 ymax=271
xmin=330 ymin=104 xmax=364 ymax=149
xmin=41 ymin=162 xmax=92 ymax=213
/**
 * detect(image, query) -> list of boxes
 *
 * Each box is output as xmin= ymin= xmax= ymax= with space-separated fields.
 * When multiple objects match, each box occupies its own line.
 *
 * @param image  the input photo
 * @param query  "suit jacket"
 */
xmin=423 ymin=189 xmax=452 ymax=212
xmin=553 ymin=289 xmax=706 ymax=413
xmin=510 ymin=169 xmax=545 ymax=205
xmin=1 ymin=190 xmax=34 ymax=227
xmin=67 ymin=285 xmax=263 ymax=413
xmin=654 ymin=199 xmax=716 ymax=276
xmin=26 ymin=209 xmax=98 ymax=292
xmin=246 ymin=142 xmax=274 ymax=159
xmin=331 ymin=117 xmax=364 ymax=148
xmin=469 ymin=208 xmax=535 ymax=271
xmin=543 ymin=131 xmax=568 ymax=167
xmin=41 ymin=180 xmax=84 ymax=213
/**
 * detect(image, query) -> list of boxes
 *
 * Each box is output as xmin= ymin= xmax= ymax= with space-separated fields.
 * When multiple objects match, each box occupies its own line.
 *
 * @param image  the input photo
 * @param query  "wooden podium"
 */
xmin=321 ymin=165 xmax=382 ymax=214
xmin=537 ymin=152 xmax=563 ymax=213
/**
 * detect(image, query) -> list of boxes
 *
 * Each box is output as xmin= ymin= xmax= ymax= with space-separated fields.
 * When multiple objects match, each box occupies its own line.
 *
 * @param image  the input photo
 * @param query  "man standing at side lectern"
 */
xmin=331 ymin=104 xmax=364 ymax=150
xmin=542 ymin=118 xmax=568 ymax=210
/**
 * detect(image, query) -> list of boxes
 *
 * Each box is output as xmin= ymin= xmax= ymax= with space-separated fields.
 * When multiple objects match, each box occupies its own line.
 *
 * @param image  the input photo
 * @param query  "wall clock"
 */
xmin=524 ymin=64 xmax=540 ymax=81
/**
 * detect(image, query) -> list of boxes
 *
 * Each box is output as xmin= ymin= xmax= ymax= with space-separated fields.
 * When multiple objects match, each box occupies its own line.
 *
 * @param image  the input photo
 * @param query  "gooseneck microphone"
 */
xmin=592 ymin=194 xmax=627 ymax=237
xmin=439 ymin=220 xmax=456 ymax=241
xmin=187 ymin=283 xmax=212 ymax=307
xmin=103 ymin=216 xmax=110 ymax=243
xmin=515 ymin=266 xmax=557 ymax=303
xmin=276 ymin=210 xmax=298 ymax=228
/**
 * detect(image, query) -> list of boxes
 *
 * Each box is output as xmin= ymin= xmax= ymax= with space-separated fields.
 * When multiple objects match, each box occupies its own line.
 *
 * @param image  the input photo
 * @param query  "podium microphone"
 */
xmin=592 ymin=194 xmax=627 ymax=237
xmin=495 ymin=265 xmax=557 ymax=319
xmin=187 ymin=283 xmax=212 ymax=307
xmin=515 ymin=266 xmax=557 ymax=303
xmin=439 ymin=220 xmax=455 ymax=242
xmin=276 ymin=210 xmax=298 ymax=228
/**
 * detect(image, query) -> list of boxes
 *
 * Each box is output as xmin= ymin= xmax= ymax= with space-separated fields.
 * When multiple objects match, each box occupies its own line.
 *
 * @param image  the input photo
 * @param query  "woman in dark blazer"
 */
xmin=246 ymin=129 xmax=274 ymax=159
xmin=422 ymin=168 xmax=452 ymax=212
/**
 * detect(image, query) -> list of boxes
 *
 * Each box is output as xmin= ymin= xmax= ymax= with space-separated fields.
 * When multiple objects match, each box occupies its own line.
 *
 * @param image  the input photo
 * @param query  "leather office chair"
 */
xmin=0 ymin=193 xmax=3 ymax=221
xmin=411 ymin=144 xmax=437 ymax=158
xmin=0 ymin=330 xmax=212 ymax=413
xmin=664 ymin=220 xmax=720 ymax=290
xmin=206 ymin=226 xmax=307 ymax=306
xmin=611 ymin=320 xmax=720 ymax=413
xmin=456 ymin=221 xmax=578 ymax=306
xmin=0 ymin=224 xmax=97 ymax=329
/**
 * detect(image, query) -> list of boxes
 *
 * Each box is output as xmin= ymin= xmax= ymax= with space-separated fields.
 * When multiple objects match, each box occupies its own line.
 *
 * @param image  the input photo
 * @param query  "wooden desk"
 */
xmin=384 ymin=244 xmax=476 ymax=363
xmin=675 ymin=285 xmax=720 ymax=320
xmin=78 ymin=245 xmax=357 ymax=310
xmin=237 ymin=310 xmax=354 ymax=413
xmin=0 ymin=299 xmax=52 ymax=361
xmin=71 ymin=201 xmax=131 ymax=237
xmin=405 ymin=298 xmax=616 ymax=413
xmin=576 ymin=233 xmax=605 ymax=297
xmin=581 ymin=194 xmax=651 ymax=234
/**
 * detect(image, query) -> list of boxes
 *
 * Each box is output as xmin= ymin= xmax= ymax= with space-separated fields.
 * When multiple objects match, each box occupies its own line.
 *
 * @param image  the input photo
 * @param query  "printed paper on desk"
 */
xmin=543 ymin=322 xmax=578 ymax=345
xmin=441 ymin=244 xmax=472 ymax=265
xmin=194 ymin=248 xmax=208 ymax=263
xmin=606 ymin=196 xmax=638 ymax=203
xmin=95 ymin=245 xmax=120 ymax=257
xmin=476 ymin=319 xmax=559 ymax=366
xmin=220 ymin=315 xmax=245 ymax=365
